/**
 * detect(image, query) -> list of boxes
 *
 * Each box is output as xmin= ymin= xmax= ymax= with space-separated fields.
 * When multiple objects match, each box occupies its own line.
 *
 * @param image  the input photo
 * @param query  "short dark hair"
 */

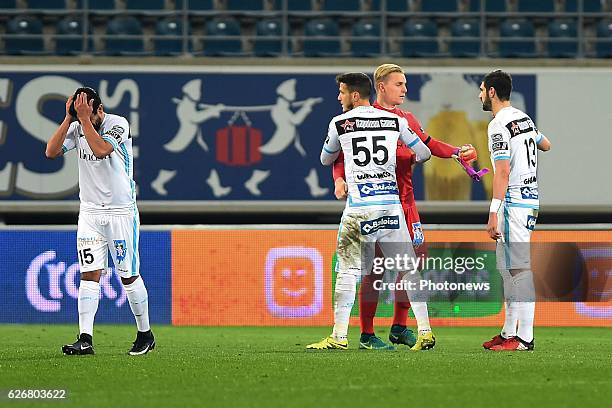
xmin=483 ymin=70 xmax=512 ymax=101
xmin=69 ymin=87 xmax=102 ymax=117
xmin=335 ymin=72 xmax=372 ymax=99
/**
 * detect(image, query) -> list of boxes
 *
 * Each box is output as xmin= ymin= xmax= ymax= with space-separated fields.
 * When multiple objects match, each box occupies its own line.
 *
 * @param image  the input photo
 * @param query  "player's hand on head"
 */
xmin=459 ymin=144 xmax=477 ymax=163
xmin=75 ymin=92 xmax=93 ymax=120
xmin=65 ymin=95 xmax=74 ymax=117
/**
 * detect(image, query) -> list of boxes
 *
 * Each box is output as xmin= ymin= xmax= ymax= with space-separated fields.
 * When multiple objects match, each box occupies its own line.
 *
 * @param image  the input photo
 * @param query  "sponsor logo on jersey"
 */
xmin=506 ymin=117 xmax=534 ymax=137
xmin=357 ymin=181 xmax=399 ymax=197
xmin=335 ymin=117 xmax=399 ymax=135
xmin=520 ymin=187 xmax=539 ymax=200
xmin=354 ymin=170 xmax=392 ymax=181
xmin=526 ymin=215 xmax=537 ymax=230
xmin=522 ymin=175 xmax=537 ymax=184
xmin=491 ymin=141 xmax=508 ymax=152
xmin=78 ymin=149 xmax=107 ymax=161
xmin=104 ymin=125 xmax=126 ymax=143
xmin=113 ymin=240 xmax=127 ymax=263
xmin=360 ymin=215 xmax=400 ymax=235
xmin=491 ymin=133 xmax=503 ymax=142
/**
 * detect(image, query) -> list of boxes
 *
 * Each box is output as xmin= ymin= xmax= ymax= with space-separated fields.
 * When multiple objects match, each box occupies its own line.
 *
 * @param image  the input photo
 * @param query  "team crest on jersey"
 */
xmin=113 ymin=240 xmax=127 ymax=263
xmin=357 ymin=181 xmax=398 ymax=197
xmin=526 ymin=215 xmax=537 ymax=231
xmin=360 ymin=215 xmax=400 ymax=235
xmin=411 ymin=222 xmax=424 ymax=246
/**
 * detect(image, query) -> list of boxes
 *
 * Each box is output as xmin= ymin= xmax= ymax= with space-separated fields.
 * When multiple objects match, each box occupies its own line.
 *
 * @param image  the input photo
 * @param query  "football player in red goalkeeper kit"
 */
xmin=332 ymin=64 xmax=478 ymax=350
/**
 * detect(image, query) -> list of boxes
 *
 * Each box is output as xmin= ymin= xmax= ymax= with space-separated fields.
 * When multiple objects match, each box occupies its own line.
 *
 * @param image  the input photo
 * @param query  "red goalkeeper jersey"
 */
xmin=333 ymin=102 xmax=457 ymax=206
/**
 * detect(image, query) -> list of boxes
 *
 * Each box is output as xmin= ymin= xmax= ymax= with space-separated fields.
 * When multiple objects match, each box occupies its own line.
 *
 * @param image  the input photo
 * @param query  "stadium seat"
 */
xmin=125 ymin=0 xmax=165 ymax=11
xmin=287 ymin=0 xmax=314 ymax=11
xmin=498 ymin=19 xmax=536 ymax=57
xmin=380 ymin=0 xmax=409 ymax=11
xmin=105 ymin=16 xmax=145 ymax=55
xmin=0 ymin=0 xmax=17 ymax=8
xmin=547 ymin=19 xmax=578 ymax=58
xmin=565 ymin=0 xmax=604 ymax=12
xmin=26 ymin=0 xmax=66 ymax=9
xmin=449 ymin=19 xmax=481 ymax=57
xmin=469 ymin=0 xmax=506 ymax=12
xmin=401 ymin=19 xmax=439 ymax=57
xmin=154 ymin=17 xmax=191 ymax=56
xmin=516 ymin=0 xmax=555 ymax=12
xmin=55 ymin=16 xmax=94 ymax=55
xmin=175 ymin=0 xmax=214 ymax=11
xmin=75 ymin=0 xmax=117 ymax=11
xmin=227 ymin=0 xmax=265 ymax=10
xmin=5 ymin=16 xmax=45 ymax=55
xmin=351 ymin=20 xmax=381 ymax=56
xmin=303 ymin=19 xmax=341 ymax=57
xmin=254 ymin=19 xmax=283 ymax=56
xmin=203 ymin=18 xmax=243 ymax=56
xmin=322 ymin=0 xmax=361 ymax=11
xmin=596 ymin=20 xmax=612 ymax=57
xmin=420 ymin=0 xmax=458 ymax=12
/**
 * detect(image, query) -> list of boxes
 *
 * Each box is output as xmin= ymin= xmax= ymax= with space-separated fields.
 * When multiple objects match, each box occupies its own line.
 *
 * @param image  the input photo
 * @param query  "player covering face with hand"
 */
xmin=480 ymin=70 xmax=551 ymax=351
xmin=46 ymin=87 xmax=155 ymax=356
xmin=307 ymin=72 xmax=434 ymax=351
xmin=331 ymin=64 xmax=477 ymax=351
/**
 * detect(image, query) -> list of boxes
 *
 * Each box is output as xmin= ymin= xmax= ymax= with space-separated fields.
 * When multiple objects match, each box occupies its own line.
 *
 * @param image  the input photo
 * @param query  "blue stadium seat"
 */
xmin=5 ymin=16 xmax=45 ymax=54
xmin=498 ymin=19 xmax=536 ymax=57
xmin=566 ymin=0 xmax=604 ymax=12
xmin=203 ymin=18 xmax=243 ymax=56
xmin=254 ymin=19 xmax=283 ymax=56
xmin=421 ymin=0 xmax=458 ymax=12
xmin=449 ymin=19 xmax=481 ymax=57
xmin=287 ymin=0 xmax=313 ymax=11
xmin=0 ymin=0 xmax=17 ymax=8
xmin=105 ymin=16 xmax=144 ymax=55
xmin=27 ymin=0 xmax=66 ymax=9
xmin=227 ymin=0 xmax=265 ymax=10
xmin=55 ymin=16 xmax=94 ymax=55
xmin=547 ymin=19 xmax=578 ymax=57
xmin=351 ymin=20 xmax=381 ymax=56
xmin=303 ymin=19 xmax=341 ymax=57
xmin=175 ymin=0 xmax=214 ymax=11
xmin=322 ymin=0 xmax=361 ymax=11
xmin=469 ymin=0 xmax=506 ymax=12
xmin=379 ymin=0 xmax=409 ymax=11
xmin=596 ymin=20 xmax=612 ymax=57
xmin=154 ymin=17 xmax=191 ymax=56
xmin=401 ymin=19 xmax=439 ymax=57
xmin=125 ymin=0 xmax=165 ymax=11
xmin=75 ymin=0 xmax=117 ymax=11
xmin=516 ymin=0 xmax=555 ymax=12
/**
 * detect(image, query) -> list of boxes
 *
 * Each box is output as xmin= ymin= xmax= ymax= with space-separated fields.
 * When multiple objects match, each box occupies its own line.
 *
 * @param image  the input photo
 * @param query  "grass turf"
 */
xmin=0 ymin=325 xmax=610 ymax=408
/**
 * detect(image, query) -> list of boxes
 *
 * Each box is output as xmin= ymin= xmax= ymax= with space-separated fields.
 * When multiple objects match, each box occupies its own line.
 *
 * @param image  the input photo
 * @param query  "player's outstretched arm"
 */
xmin=399 ymin=118 xmax=431 ymax=163
xmin=537 ymin=134 xmax=551 ymax=151
xmin=75 ymin=92 xmax=113 ymax=159
xmin=46 ymin=96 xmax=75 ymax=159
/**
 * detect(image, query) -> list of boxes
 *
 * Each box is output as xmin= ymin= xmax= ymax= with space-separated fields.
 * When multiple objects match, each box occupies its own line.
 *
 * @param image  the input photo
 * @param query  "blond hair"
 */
xmin=374 ymin=64 xmax=404 ymax=84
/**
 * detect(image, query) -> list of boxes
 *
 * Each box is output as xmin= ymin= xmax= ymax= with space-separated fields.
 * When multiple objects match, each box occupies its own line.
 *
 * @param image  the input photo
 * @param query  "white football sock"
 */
xmin=331 ymin=273 xmax=356 ymax=342
xmin=124 ymin=277 xmax=150 ymax=332
xmin=78 ymin=280 xmax=100 ymax=336
xmin=513 ymin=271 xmax=535 ymax=343
xmin=410 ymin=302 xmax=431 ymax=332
xmin=401 ymin=272 xmax=431 ymax=332
xmin=500 ymin=269 xmax=517 ymax=338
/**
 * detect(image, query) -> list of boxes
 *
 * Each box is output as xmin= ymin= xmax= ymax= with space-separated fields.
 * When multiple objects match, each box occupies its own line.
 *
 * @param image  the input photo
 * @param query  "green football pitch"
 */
xmin=1 ymin=325 xmax=610 ymax=408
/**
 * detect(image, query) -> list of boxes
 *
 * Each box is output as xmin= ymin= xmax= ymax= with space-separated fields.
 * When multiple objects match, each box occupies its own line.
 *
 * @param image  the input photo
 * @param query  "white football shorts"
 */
xmin=496 ymin=205 xmax=538 ymax=270
xmin=76 ymin=209 xmax=140 ymax=278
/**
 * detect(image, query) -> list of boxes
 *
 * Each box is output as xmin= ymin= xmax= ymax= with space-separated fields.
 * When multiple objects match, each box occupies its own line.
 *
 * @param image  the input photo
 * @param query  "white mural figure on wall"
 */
xmin=152 ymin=79 xmax=226 ymax=196
xmin=245 ymin=79 xmax=327 ymax=197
